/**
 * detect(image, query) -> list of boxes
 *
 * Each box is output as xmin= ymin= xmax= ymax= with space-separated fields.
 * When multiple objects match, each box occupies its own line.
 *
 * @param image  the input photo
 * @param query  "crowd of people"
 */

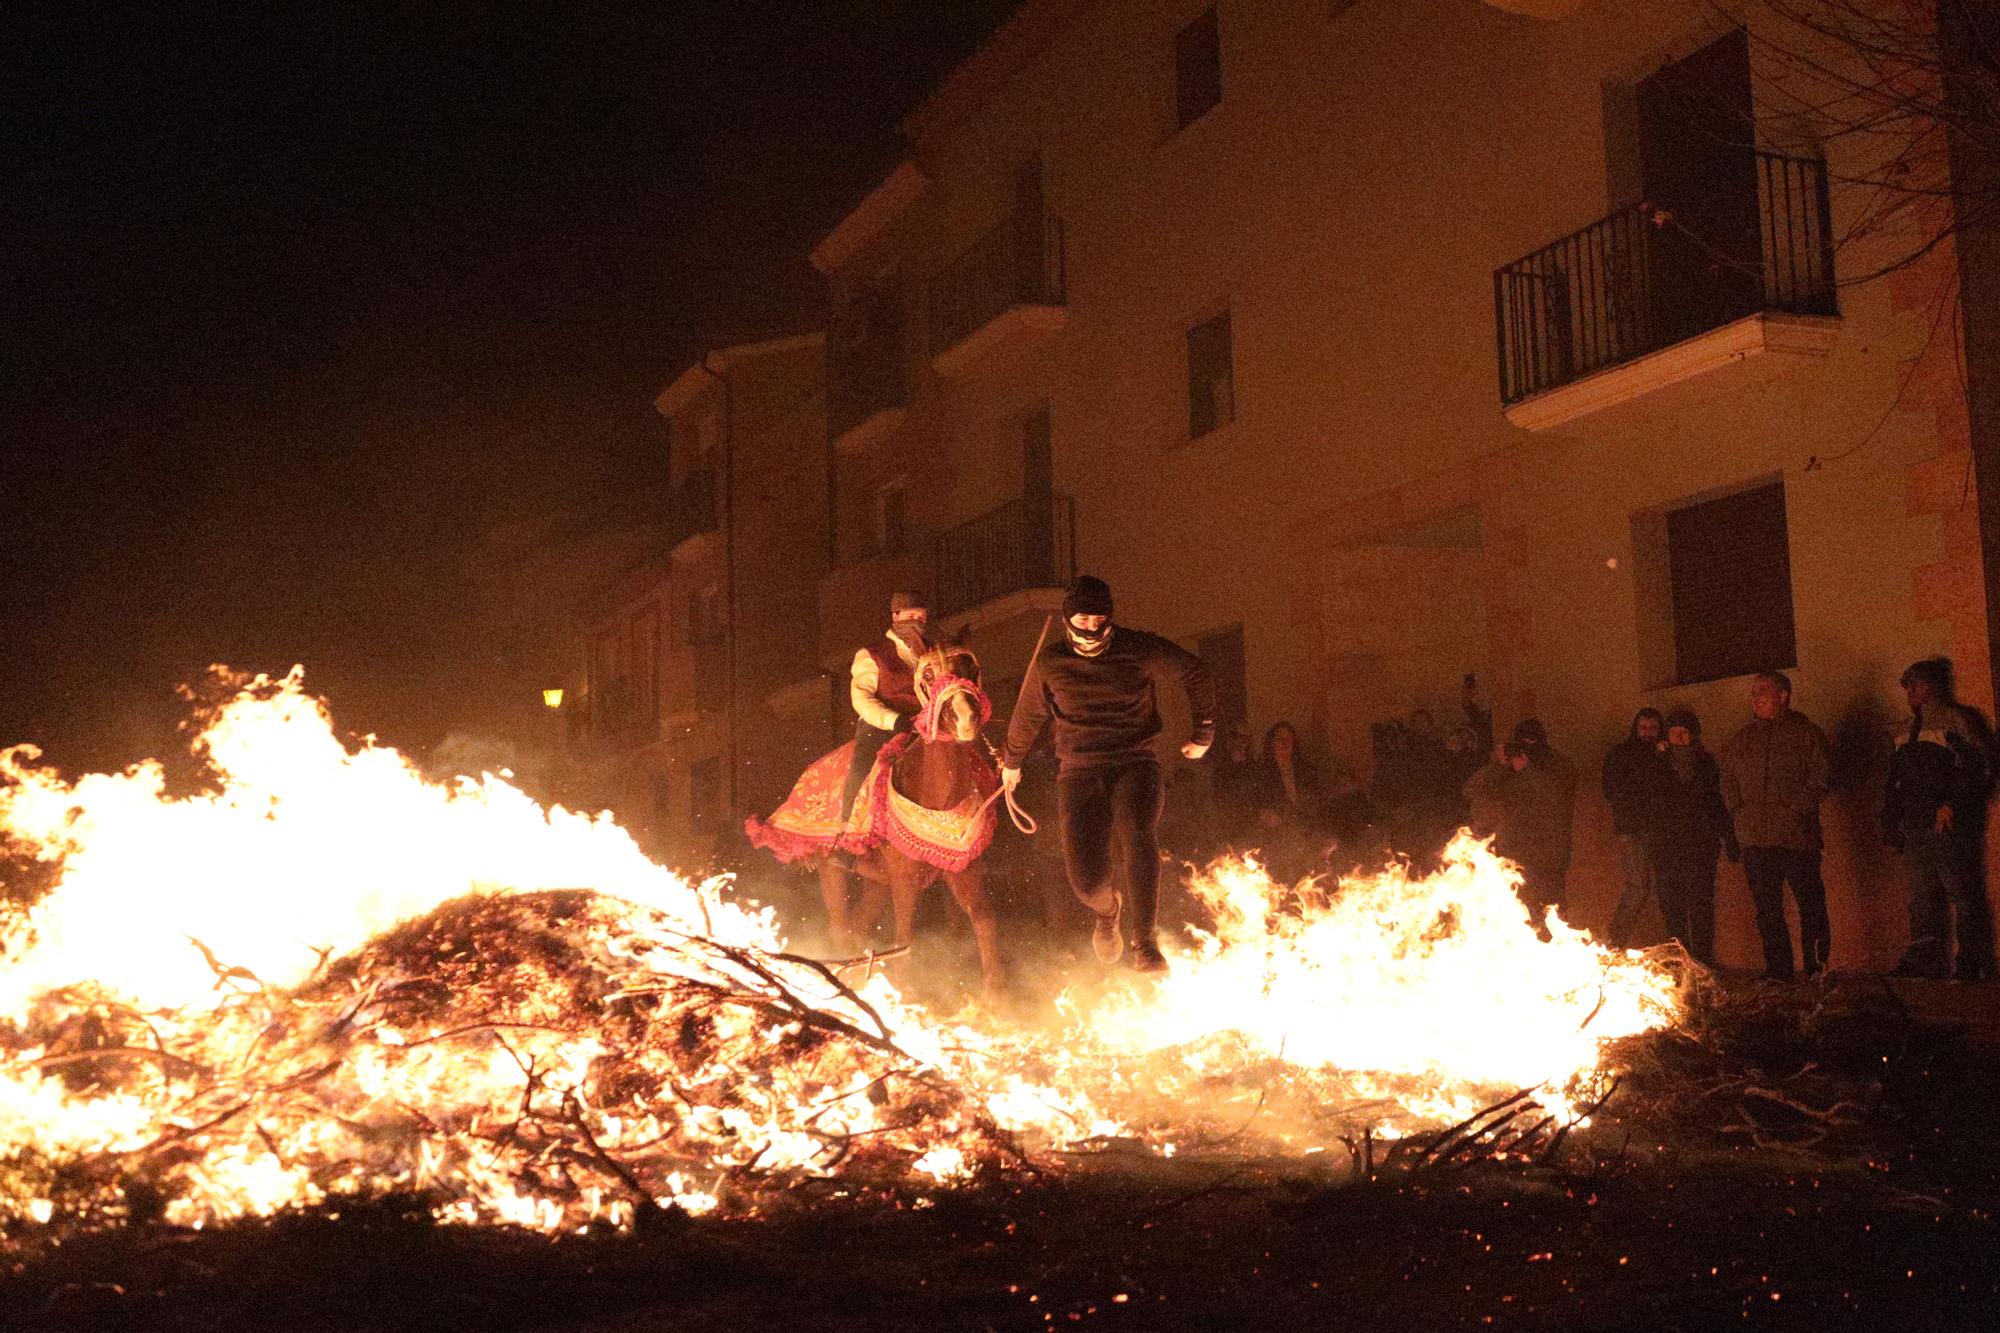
xmin=1179 ymin=660 xmax=1998 ymax=983
xmin=816 ymin=580 xmax=1998 ymax=985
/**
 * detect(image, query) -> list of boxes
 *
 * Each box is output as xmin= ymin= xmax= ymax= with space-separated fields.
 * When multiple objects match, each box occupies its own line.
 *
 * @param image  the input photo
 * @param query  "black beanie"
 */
xmin=1901 ymin=657 xmax=1953 ymax=694
xmin=1663 ymin=707 xmax=1702 ymax=739
xmin=1064 ymin=575 xmax=1113 ymax=619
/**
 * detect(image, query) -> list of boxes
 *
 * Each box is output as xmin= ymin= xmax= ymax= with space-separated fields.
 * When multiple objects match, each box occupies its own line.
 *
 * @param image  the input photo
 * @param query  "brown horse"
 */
xmin=818 ymin=649 xmax=1004 ymax=997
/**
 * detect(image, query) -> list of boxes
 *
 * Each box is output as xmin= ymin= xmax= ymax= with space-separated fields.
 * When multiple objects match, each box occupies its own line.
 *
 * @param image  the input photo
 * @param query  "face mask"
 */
xmin=1067 ymin=619 xmax=1112 ymax=657
xmin=891 ymin=619 xmax=928 ymax=652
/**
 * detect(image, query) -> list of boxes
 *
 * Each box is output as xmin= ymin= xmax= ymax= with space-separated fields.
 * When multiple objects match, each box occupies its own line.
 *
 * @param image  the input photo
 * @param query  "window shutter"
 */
xmin=1175 ymin=9 xmax=1222 ymax=130
xmin=1666 ymin=481 xmax=1796 ymax=684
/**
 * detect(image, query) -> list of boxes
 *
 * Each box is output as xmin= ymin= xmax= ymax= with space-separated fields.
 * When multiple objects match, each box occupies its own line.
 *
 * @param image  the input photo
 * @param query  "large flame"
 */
xmin=1 ymin=668 xmax=1681 ymax=1235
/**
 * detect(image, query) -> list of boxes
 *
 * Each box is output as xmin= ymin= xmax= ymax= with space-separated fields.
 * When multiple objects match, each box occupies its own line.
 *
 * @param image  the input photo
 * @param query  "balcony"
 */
xmin=1495 ymin=150 xmax=1840 ymax=431
xmin=828 ymin=289 xmax=909 ymax=453
xmin=927 ymin=213 xmax=1067 ymax=377
xmin=933 ymin=494 xmax=1075 ymax=621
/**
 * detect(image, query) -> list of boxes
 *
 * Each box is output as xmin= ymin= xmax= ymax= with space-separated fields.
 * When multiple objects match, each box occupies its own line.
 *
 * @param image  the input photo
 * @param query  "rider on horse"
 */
xmin=1000 ymin=575 xmax=1216 ymax=974
xmin=840 ymin=590 xmax=931 ymax=830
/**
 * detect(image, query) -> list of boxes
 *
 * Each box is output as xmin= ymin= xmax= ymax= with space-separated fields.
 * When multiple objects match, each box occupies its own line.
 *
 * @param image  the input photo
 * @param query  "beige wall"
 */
xmin=812 ymin=0 xmax=1986 ymax=968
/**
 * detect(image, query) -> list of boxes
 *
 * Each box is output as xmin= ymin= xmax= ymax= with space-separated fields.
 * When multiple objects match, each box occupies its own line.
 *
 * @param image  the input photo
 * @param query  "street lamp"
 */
xmin=542 ymin=687 xmax=565 ymax=710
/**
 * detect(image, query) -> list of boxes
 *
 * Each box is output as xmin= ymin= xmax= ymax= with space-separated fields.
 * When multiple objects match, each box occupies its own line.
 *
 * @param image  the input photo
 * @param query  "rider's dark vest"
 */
xmin=864 ymin=641 xmax=922 ymax=718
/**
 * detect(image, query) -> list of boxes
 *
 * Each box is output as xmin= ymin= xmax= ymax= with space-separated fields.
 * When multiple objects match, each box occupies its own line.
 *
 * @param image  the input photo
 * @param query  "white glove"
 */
xmin=1000 ymin=765 xmax=1022 ymax=793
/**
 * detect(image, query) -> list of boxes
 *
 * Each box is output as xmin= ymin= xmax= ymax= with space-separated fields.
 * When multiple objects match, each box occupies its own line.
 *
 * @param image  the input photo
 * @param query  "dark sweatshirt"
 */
xmin=1602 ymin=718 xmax=1665 ymax=837
xmin=1002 ymin=627 xmax=1216 ymax=774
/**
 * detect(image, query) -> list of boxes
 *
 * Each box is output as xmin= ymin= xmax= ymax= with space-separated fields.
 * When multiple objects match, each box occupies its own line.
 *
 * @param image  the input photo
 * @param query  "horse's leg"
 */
xmin=818 ymin=859 xmax=858 ymax=955
xmin=886 ymin=853 xmax=924 ymax=954
xmin=944 ymin=863 xmax=1004 ymax=1001
xmin=850 ymin=867 xmax=891 ymax=943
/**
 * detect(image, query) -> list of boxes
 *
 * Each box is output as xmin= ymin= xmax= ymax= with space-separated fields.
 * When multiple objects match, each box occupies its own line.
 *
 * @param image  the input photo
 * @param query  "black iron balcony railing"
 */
xmin=827 ymin=286 xmax=909 ymax=441
xmin=666 ymin=467 xmax=719 ymax=548
xmin=927 ymin=213 xmax=1066 ymax=357
xmin=932 ymin=494 xmax=1075 ymax=619
xmin=1494 ymin=150 xmax=1837 ymax=406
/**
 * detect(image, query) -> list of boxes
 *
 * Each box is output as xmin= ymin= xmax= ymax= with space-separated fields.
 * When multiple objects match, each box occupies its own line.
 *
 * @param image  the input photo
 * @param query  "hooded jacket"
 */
xmin=1602 ymin=711 xmax=1665 ymax=837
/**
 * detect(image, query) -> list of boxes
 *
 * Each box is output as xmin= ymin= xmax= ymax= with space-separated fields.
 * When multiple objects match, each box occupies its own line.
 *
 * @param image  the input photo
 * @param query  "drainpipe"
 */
xmin=695 ymin=354 xmax=740 ymax=824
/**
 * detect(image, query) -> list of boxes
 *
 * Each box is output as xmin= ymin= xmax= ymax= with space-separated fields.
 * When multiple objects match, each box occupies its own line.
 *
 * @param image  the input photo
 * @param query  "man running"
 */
xmin=999 ymin=575 xmax=1216 ymax=973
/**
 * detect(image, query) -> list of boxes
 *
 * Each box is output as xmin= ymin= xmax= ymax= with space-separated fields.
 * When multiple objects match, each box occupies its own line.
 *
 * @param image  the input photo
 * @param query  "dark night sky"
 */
xmin=1 ymin=1 xmax=1017 ymax=771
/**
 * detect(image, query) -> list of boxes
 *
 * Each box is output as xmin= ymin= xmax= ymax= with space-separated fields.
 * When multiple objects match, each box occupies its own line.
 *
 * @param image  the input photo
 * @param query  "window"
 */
xmin=1664 ymin=481 xmax=1797 ymax=685
xmin=1175 ymin=8 xmax=1222 ymax=131
xmin=1186 ymin=309 xmax=1235 ymax=439
xmin=629 ymin=603 xmax=661 ymax=725
xmin=690 ymin=757 xmax=723 ymax=834
xmin=877 ymin=477 xmax=910 ymax=555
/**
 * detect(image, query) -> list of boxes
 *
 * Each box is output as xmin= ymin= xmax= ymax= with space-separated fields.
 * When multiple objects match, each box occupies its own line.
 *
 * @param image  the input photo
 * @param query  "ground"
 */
xmin=7 ymin=975 xmax=2000 ymax=1332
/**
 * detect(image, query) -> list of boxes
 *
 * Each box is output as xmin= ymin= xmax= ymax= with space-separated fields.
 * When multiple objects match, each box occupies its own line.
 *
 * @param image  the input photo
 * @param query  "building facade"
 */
xmin=569 ymin=335 xmax=830 ymax=866
xmin=800 ymin=0 xmax=1997 ymax=969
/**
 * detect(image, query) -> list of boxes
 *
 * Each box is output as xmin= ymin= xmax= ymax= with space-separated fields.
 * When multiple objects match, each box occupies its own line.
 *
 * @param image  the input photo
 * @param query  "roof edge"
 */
xmin=809 ymin=161 xmax=932 ymax=274
xmin=653 ymin=333 xmax=825 ymax=417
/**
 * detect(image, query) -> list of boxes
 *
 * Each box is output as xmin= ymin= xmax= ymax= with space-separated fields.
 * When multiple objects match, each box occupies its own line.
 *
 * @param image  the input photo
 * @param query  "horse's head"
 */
xmin=914 ymin=647 xmax=991 ymax=744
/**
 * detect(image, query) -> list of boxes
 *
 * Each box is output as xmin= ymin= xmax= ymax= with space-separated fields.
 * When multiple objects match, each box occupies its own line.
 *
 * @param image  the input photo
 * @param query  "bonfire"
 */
xmin=0 ymin=668 xmax=1685 ymax=1239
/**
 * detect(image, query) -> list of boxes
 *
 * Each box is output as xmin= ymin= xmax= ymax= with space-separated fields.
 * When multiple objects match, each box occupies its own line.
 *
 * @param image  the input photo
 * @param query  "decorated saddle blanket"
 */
xmin=743 ymin=735 xmax=999 ymax=874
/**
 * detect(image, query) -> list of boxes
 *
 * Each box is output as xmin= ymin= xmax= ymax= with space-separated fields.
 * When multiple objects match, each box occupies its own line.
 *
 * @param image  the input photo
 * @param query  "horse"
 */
xmin=745 ymin=647 xmax=1005 ymax=998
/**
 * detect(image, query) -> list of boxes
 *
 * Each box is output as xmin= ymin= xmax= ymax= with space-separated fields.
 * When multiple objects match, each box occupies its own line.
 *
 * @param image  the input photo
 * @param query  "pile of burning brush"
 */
xmin=2 ymin=667 xmax=1695 ymax=1243
xmin=4 ymin=889 xmax=1011 ymax=1237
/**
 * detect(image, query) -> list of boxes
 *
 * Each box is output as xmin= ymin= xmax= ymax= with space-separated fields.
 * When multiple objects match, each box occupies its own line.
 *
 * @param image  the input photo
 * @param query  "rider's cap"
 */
xmin=1063 ymin=575 xmax=1113 ymax=620
xmin=890 ymin=590 xmax=929 ymax=616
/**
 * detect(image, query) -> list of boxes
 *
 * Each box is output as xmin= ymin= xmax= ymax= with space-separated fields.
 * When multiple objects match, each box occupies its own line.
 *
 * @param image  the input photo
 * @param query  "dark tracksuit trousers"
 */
xmin=1652 ymin=846 xmax=1718 ymax=967
xmin=1741 ymin=847 xmax=1830 ymax=979
xmin=1056 ymin=760 xmax=1164 ymax=942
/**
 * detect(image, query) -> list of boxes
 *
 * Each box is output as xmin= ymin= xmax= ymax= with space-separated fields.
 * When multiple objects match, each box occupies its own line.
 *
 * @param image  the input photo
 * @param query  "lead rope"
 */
xmin=972 ymin=612 xmax=1055 ymax=836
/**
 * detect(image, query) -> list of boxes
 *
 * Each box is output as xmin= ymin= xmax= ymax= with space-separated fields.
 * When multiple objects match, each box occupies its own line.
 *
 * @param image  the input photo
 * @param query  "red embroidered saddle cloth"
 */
xmin=743 ymin=734 xmax=998 ymax=874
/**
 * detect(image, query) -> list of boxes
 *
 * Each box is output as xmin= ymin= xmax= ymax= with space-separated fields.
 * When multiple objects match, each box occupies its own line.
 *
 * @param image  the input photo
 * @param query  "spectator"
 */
xmin=1461 ymin=673 xmax=1495 ymax=751
xmin=1464 ymin=717 xmax=1579 ymax=935
xmin=1253 ymin=722 xmax=1330 ymax=881
xmin=1718 ymin=671 xmax=1832 ymax=981
xmin=1602 ymin=708 xmax=1666 ymax=949
xmin=1643 ymin=708 xmax=1736 ymax=967
xmin=1254 ymin=722 xmax=1324 ymax=828
xmin=1442 ymin=724 xmax=1483 ymax=811
xmin=1322 ymin=763 xmax=1380 ymax=854
xmin=1369 ymin=718 xmax=1414 ymax=816
xmin=1884 ymin=657 xmax=1996 ymax=981
xmin=1403 ymin=708 xmax=1460 ymax=863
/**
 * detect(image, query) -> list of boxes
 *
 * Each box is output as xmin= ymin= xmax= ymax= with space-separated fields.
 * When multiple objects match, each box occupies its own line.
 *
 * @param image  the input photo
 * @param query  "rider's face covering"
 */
xmin=1066 ymin=614 xmax=1112 ymax=657
xmin=891 ymin=612 xmax=929 ymax=652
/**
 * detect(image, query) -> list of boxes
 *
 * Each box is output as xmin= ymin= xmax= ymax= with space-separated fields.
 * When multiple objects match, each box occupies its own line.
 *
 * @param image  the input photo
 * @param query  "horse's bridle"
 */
xmin=913 ymin=652 xmax=992 ymax=742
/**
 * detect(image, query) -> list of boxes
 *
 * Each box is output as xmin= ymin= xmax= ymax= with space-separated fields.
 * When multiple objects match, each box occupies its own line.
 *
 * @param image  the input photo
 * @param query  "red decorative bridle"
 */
xmin=912 ymin=652 xmax=992 ymax=742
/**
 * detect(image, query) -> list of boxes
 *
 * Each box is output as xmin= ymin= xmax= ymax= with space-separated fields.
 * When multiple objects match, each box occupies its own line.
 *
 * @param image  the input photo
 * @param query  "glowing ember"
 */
xmin=1 ymin=668 xmax=1682 ymax=1236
